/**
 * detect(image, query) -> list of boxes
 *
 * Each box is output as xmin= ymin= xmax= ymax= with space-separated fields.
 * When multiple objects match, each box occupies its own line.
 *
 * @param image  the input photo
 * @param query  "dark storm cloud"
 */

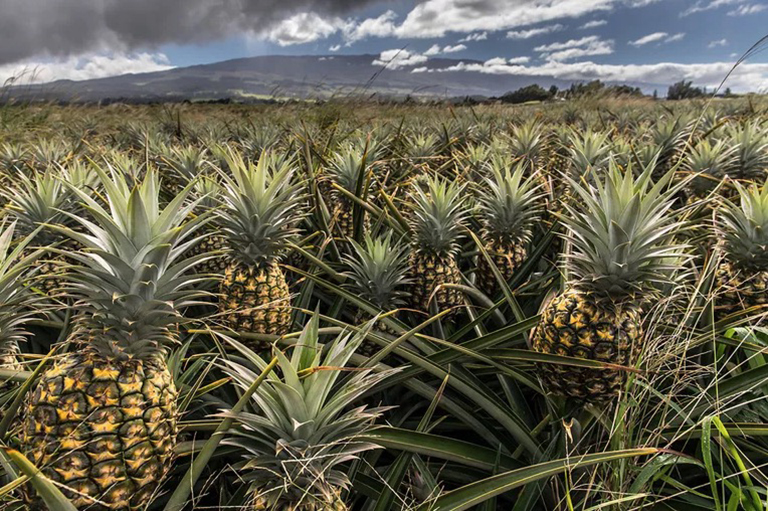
xmin=0 ymin=0 xmax=380 ymax=64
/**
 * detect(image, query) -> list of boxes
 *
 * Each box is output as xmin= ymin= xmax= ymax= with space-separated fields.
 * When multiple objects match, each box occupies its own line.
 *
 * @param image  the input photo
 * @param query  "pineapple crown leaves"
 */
xmin=509 ymin=120 xmax=547 ymax=162
xmin=1 ymin=168 xmax=78 ymax=244
xmin=51 ymin=166 xmax=212 ymax=358
xmin=221 ymin=314 xmax=398 ymax=509
xmin=408 ymin=175 xmax=468 ymax=258
xmin=341 ymin=233 xmax=412 ymax=310
xmin=327 ymin=144 xmax=372 ymax=196
xmin=561 ymin=160 xmax=689 ymax=304
xmin=0 ymin=222 xmax=44 ymax=354
xmin=216 ymin=148 xmax=306 ymax=267
xmin=683 ymin=138 xmax=739 ymax=196
xmin=719 ymin=177 xmax=768 ymax=272
xmin=722 ymin=121 xmax=768 ymax=179
xmin=476 ymin=160 xmax=544 ymax=246
xmin=568 ymin=129 xmax=611 ymax=174
xmin=159 ymin=144 xmax=210 ymax=183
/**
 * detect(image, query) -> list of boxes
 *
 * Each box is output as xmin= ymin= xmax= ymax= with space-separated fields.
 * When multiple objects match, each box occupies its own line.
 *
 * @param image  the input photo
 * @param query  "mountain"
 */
xmin=5 ymin=54 xmax=577 ymax=103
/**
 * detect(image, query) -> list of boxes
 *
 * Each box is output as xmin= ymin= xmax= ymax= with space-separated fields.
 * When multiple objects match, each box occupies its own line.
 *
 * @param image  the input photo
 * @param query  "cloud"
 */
xmin=708 ymin=38 xmax=728 ymax=48
xmin=459 ymin=32 xmax=488 ymax=42
xmin=341 ymin=9 xmax=398 ymax=44
xmin=580 ymin=20 xmax=608 ymax=29
xmin=534 ymin=35 xmax=614 ymax=61
xmin=728 ymin=3 xmax=766 ymax=15
xmin=0 ymin=0 xmax=382 ymax=65
xmin=329 ymin=44 xmax=341 ymax=52
xmin=629 ymin=32 xmax=686 ymax=46
xmin=390 ymin=0 xmax=616 ymax=39
xmin=442 ymin=44 xmax=467 ymax=53
xmin=265 ymin=12 xmax=348 ymax=46
xmin=0 ymin=52 xmax=172 ymax=85
xmin=506 ymin=24 xmax=564 ymax=40
xmin=629 ymin=32 xmax=667 ymax=46
xmin=424 ymin=44 xmax=442 ymax=56
xmin=428 ymin=58 xmax=768 ymax=92
xmin=372 ymin=49 xmax=428 ymax=70
xmin=681 ymin=0 xmax=743 ymax=16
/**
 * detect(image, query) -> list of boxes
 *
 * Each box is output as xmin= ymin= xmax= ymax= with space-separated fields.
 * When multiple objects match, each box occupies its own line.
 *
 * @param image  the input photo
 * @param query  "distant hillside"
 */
xmin=4 ymin=54 xmax=641 ymax=103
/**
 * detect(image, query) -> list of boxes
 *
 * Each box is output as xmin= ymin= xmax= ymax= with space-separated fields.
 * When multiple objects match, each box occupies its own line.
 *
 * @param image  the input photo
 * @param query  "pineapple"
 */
xmin=509 ymin=120 xmax=548 ymax=172
xmin=682 ymin=138 xmax=738 ymax=201
xmin=0 ymin=222 xmax=41 ymax=392
xmin=1 ymin=167 xmax=83 ymax=296
xmin=342 ymin=233 xmax=411 ymax=354
xmin=186 ymin=176 xmax=229 ymax=276
xmin=408 ymin=175 xmax=468 ymax=315
xmin=531 ymin=161 xmax=686 ymax=403
xmin=714 ymin=178 xmax=768 ymax=319
xmin=723 ymin=121 xmax=768 ymax=181
xmin=325 ymin=144 xmax=371 ymax=240
xmin=19 ymin=167 xmax=207 ymax=510
xmin=222 ymin=315 xmax=396 ymax=511
xmin=158 ymin=144 xmax=209 ymax=197
xmin=476 ymin=160 xmax=543 ymax=294
xmin=216 ymin=149 xmax=305 ymax=348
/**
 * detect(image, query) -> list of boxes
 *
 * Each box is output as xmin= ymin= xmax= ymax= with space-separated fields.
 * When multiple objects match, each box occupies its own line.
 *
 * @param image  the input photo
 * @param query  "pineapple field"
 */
xmin=1 ymin=97 xmax=768 ymax=510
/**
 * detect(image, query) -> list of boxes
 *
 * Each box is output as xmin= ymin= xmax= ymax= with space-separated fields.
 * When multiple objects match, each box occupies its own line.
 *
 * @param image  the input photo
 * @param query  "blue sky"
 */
xmin=1 ymin=0 xmax=767 ymax=91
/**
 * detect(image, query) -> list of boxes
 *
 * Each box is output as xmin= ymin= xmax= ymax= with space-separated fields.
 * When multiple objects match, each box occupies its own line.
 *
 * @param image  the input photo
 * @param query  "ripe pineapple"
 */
xmin=222 ymin=315 xmax=396 ymax=511
xmin=714 ymin=178 xmax=768 ymax=319
xmin=20 ymin=167 xmax=207 ymax=510
xmin=476 ymin=160 xmax=543 ymax=294
xmin=342 ymin=233 xmax=411 ymax=354
xmin=408 ymin=175 xmax=468 ymax=315
xmin=216 ymin=149 xmax=305 ymax=348
xmin=532 ymin=161 xmax=686 ymax=403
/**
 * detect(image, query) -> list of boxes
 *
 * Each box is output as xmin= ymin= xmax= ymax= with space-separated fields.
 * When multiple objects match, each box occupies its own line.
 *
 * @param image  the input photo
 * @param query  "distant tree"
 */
xmin=653 ymin=89 xmax=658 ymax=99
xmin=667 ymin=80 xmax=706 ymax=100
xmin=724 ymin=87 xmax=733 ymax=97
xmin=549 ymin=85 xmax=559 ymax=97
xmin=500 ymin=84 xmax=552 ymax=104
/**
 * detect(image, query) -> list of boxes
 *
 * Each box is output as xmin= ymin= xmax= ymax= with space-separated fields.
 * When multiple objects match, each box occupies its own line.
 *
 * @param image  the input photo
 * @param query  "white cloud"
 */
xmin=535 ymin=36 xmax=614 ymax=61
xmin=372 ymin=49 xmax=429 ymax=70
xmin=424 ymin=44 xmax=442 ymax=56
xmin=506 ymin=24 xmax=564 ymax=40
xmin=442 ymin=44 xmax=467 ymax=53
xmin=580 ymin=20 xmax=608 ymax=29
xmin=681 ymin=0 xmax=743 ymax=16
xmin=728 ymin=3 xmax=767 ymax=15
xmin=0 ymin=52 xmax=172 ymax=85
xmin=329 ymin=44 xmax=341 ymax=52
xmin=411 ymin=66 xmax=429 ymax=73
xmin=341 ymin=10 xmax=398 ymax=44
xmin=485 ymin=56 xmax=531 ymax=66
xmin=428 ymin=59 xmax=768 ymax=92
xmin=459 ymin=32 xmax=489 ymax=42
xmin=629 ymin=32 xmax=668 ymax=46
xmin=665 ymin=33 xmax=686 ymax=43
xmin=391 ymin=0 xmax=615 ymax=39
xmin=264 ymin=12 xmax=347 ymax=46
xmin=708 ymin=38 xmax=728 ymax=48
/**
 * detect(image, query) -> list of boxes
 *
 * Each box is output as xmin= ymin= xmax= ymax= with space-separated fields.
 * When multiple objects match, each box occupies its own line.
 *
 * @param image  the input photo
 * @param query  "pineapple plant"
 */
xmin=158 ymin=143 xmax=209 ymax=197
xmin=325 ymin=144 xmax=371 ymax=240
xmin=682 ymin=138 xmax=738 ymax=201
xmin=408 ymin=175 xmax=468 ymax=315
xmin=723 ymin=121 xmax=768 ymax=181
xmin=531 ymin=161 xmax=686 ymax=403
xmin=185 ymin=176 xmax=229 ymax=276
xmin=509 ymin=120 xmax=548 ymax=172
xmin=216 ymin=149 xmax=305 ymax=348
xmin=19 ymin=167 xmax=208 ymax=510
xmin=475 ymin=160 xmax=543 ymax=294
xmin=222 ymin=315 xmax=396 ymax=511
xmin=0 ymin=223 xmax=42 ymax=393
xmin=1 ymin=167 xmax=83 ymax=296
xmin=714 ymin=178 xmax=768 ymax=319
xmin=342 ymin=233 xmax=411 ymax=353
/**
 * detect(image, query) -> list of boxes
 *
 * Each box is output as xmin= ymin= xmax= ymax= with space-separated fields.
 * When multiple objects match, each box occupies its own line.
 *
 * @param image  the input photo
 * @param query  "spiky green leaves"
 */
xmin=477 ymin=161 xmax=543 ymax=247
xmin=222 ymin=315 xmax=397 ymax=510
xmin=54 ymin=167 xmax=210 ymax=359
xmin=0 ymin=222 xmax=42 ymax=354
xmin=683 ymin=139 xmax=738 ymax=198
xmin=217 ymin=149 xmax=305 ymax=268
xmin=342 ymin=233 xmax=412 ymax=310
xmin=409 ymin=175 xmax=468 ymax=258
xmin=562 ymin=161 xmax=687 ymax=304
xmin=720 ymin=178 xmax=768 ymax=272
xmin=327 ymin=144 xmax=371 ymax=196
